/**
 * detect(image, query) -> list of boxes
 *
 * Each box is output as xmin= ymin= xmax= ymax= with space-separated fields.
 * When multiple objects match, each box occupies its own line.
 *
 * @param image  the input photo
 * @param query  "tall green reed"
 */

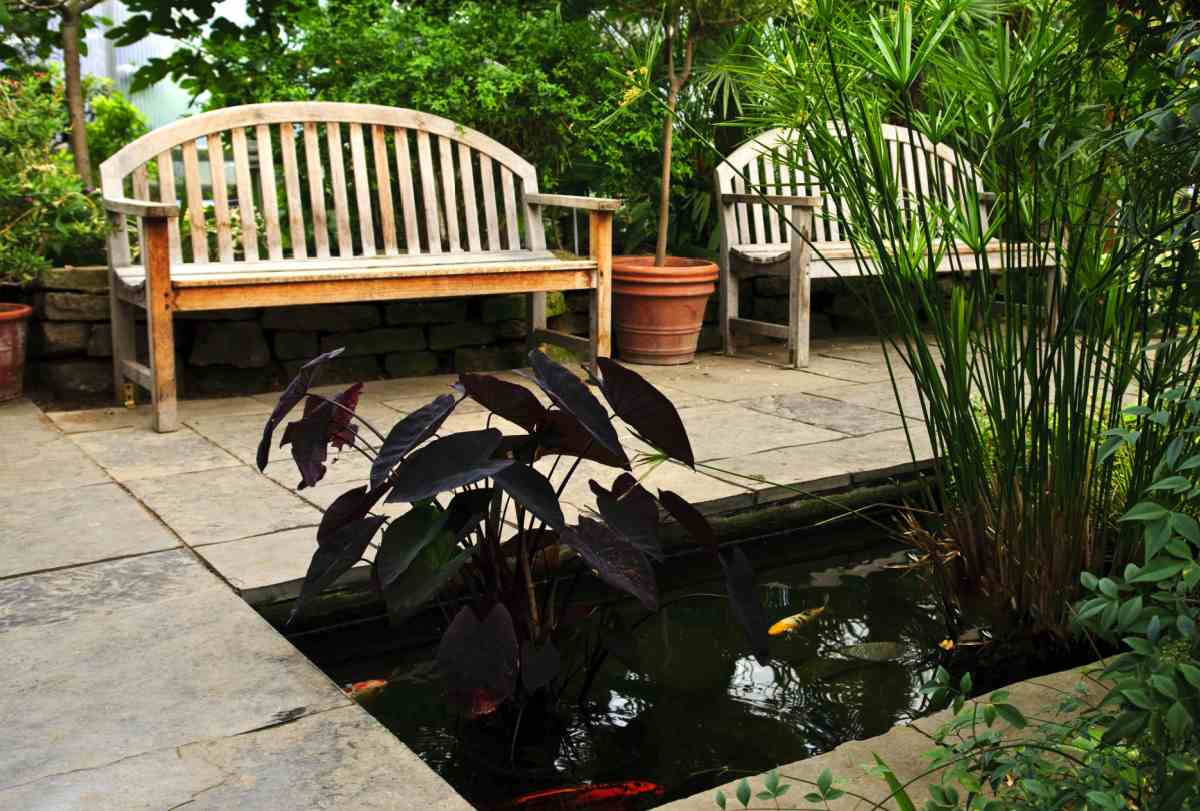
xmin=734 ymin=1 xmax=1200 ymax=639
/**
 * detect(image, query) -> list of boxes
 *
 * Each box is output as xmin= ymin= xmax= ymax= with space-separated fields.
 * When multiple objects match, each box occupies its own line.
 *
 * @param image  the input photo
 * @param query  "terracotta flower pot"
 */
xmin=0 ymin=303 xmax=32 ymax=402
xmin=611 ymin=255 xmax=718 ymax=365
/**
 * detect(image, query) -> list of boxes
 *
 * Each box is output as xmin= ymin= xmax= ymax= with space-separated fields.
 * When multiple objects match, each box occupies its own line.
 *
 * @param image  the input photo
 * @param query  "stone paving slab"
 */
xmin=0 ymin=483 xmax=179 ymax=578
xmin=0 ymin=705 xmax=471 ymax=811
xmin=665 ymin=402 xmax=845 ymax=461
xmin=124 ymin=466 xmax=322 ymax=546
xmin=0 ymin=431 xmax=109 ymax=495
xmin=69 ymin=425 xmax=242 ymax=481
xmin=741 ymin=392 xmax=911 ymax=436
xmin=44 ymin=396 xmax=272 ymax=434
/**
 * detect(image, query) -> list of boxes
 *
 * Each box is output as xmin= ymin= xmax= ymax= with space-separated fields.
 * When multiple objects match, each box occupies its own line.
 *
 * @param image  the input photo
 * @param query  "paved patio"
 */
xmin=0 ymin=339 xmax=935 ymax=808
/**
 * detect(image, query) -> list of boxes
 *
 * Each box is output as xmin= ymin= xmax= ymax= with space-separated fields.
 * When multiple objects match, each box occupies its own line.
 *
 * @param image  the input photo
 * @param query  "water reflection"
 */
xmin=323 ymin=544 xmax=947 ymax=807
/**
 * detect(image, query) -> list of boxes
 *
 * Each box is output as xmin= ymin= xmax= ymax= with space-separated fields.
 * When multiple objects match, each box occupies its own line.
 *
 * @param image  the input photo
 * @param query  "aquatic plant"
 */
xmin=718 ymin=391 xmax=1200 ymax=810
xmin=256 ymin=348 xmax=769 ymax=716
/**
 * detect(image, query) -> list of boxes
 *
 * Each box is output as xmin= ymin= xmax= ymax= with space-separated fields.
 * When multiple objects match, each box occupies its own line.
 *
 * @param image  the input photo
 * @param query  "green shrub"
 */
xmin=85 ymin=77 xmax=149 ymax=183
xmin=0 ymin=70 xmax=103 ymax=284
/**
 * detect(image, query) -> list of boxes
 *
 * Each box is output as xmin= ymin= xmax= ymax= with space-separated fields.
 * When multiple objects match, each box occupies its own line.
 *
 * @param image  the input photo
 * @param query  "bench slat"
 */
xmin=501 ymin=166 xmax=519 ymax=250
xmin=155 ymin=151 xmax=182 ymax=263
xmin=372 ymin=125 xmax=398 ymax=255
xmin=302 ymin=122 xmax=330 ymax=258
xmin=230 ymin=127 xmax=260 ymax=261
xmin=208 ymin=132 xmax=236 ymax=262
xmin=394 ymin=128 xmax=421 ymax=254
xmin=479 ymin=155 xmax=500 ymax=251
xmin=326 ymin=122 xmax=353 ymax=256
xmin=416 ymin=130 xmax=442 ymax=253
xmin=458 ymin=143 xmax=482 ymax=252
xmin=255 ymin=124 xmax=284 ymax=260
xmin=746 ymin=156 xmax=766 ymax=244
xmin=279 ymin=124 xmax=308 ymax=259
xmin=180 ymin=141 xmax=208 ymax=264
xmin=349 ymin=124 xmax=376 ymax=256
xmin=438 ymin=135 xmax=461 ymax=251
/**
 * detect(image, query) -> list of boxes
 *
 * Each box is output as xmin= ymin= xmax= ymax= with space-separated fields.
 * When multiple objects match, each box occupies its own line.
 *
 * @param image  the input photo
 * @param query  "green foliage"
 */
xmin=85 ymin=79 xmax=149 ymax=184
xmin=0 ymin=70 xmax=104 ymax=284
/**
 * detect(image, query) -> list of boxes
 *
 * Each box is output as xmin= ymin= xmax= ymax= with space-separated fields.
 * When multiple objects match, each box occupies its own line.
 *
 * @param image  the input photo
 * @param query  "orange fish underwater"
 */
xmin=497 ymin=780 xmax=665 ymax=810
xmin=343 ymin=679 xmax=387 ymax=701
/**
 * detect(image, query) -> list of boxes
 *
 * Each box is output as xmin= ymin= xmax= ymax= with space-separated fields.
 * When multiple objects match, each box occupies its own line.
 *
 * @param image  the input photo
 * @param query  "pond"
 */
xmin=290 ymin=532 xmax=950 ymax=809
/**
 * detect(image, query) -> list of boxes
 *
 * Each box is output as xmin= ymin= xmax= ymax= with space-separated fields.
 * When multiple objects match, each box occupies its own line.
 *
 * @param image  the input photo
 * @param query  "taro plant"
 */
xmin=256 ymin=348 xmax=769 ymax=717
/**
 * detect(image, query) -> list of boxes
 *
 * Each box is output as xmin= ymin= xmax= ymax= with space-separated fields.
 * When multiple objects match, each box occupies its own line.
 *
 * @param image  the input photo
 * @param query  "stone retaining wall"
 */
xmin=9 ymin=265 xmax=884 ymax=402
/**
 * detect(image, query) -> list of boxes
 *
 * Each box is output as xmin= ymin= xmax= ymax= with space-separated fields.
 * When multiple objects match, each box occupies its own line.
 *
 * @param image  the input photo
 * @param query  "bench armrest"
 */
xmin=721 ymin=193 xmax=820 ymax=207
xmin=103 ymin=196 xmax=180 ymax=218
xmin=525 ymin=193 xmax=621 ymax=212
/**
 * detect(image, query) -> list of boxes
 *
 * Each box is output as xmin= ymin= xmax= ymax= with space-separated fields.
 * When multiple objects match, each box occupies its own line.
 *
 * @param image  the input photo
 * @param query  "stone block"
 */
xmin=189 ymin=322 xmax=271 ymax=368
xmin=384 ymin=351 xmax=439 ymax=378
xmin=39 ymin=359 xmax=113 ymax=397
xmin=496 ymin=319 xmax=528 ymax=340
xmin=548 ymin=312 xmax=589 ymax=335
xmin=429 ymin=322 xmax=497 ymax=350
xmin=754 ymin=275 xmax=790 ymax=296
xmin=176 ymin=308 xmax=259 ymax=321
xmin=385 ymin=299 xmax=468 ymax=325
xmin=319 ymin=327 xmax=425 ymax=357
xmin=754 ymin=296 xmax=788 ymax=324
xmin=703 ymin=295 xmax=718 ymax=323
xmin=29 ymin=321 xmax=90 ymax=358
xmin=454 ymin=345 xmax=526 ymax=373
xmin=274 ymin=330 xmax=318 ymax=361
xmin=282 ymin=355 xmax=381 ymax=385
xmin=566 ymin=291 xmax=590 ymax=313
xmin=87 ymin=323 xmax=112 ymax=357
xmin=261 ymin=304 xmax=381 ymax=332
xmin=182 ymin=364 xmax=284 ymax=398
xmin=36 ymin=265 xmax=108 ymax=292
xmin=481 ymin=292 xmax=566 ymax=323
xmin=36 ymin=291 xmax=109 ymax=321
xmin=697 ymin=323 xmax=722 ymax=352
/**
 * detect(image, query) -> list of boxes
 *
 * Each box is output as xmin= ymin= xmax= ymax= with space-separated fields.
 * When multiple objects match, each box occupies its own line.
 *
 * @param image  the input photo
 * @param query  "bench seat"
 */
xmin=730 ymin=240 xmax=1042 ymax=280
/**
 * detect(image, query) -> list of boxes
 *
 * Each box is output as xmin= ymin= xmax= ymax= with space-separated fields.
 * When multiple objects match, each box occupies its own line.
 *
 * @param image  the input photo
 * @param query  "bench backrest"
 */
xmin=716 ymin=124 xmax=988 ymax=249
xmin=100 ymin=102 xmax=546 ymax=267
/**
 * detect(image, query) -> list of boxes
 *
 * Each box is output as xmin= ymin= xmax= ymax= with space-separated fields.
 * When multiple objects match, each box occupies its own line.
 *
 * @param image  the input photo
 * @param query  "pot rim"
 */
xmin=0 ymin=303 xmax=32 ymax=322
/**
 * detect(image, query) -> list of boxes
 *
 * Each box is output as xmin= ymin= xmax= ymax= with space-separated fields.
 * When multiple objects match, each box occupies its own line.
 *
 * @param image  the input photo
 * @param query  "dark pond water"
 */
xmin=302 ymin=537 xmax=951 ymax=810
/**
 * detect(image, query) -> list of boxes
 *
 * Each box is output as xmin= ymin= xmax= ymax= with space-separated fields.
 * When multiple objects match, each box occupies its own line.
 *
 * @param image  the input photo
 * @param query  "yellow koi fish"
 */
xmin=768 ymin=596 xmax=830 ymax=636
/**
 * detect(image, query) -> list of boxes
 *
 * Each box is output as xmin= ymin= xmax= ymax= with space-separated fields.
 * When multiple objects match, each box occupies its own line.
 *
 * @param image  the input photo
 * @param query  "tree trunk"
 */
xmin=61 ymin=8 xmax=92 ymax=184
xmin=653 ymin=89 xmax=677 ymax=267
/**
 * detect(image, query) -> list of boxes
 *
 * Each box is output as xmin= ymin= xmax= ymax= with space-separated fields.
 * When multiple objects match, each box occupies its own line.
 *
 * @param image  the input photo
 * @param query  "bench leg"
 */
xmin=787 ymin=224 xmax=812 ymax=369
xmin=718 ymin=247 xmax=737 ymax=358
xmin=588 ymin=210 xmax=613 ymax=366
xmin=109 ymin=278 xmax=137 ymax=403
xmin=526 ymin=292 xmax=547 ymax=357
xmin=144 ymin=218 xmax=178 ymax=432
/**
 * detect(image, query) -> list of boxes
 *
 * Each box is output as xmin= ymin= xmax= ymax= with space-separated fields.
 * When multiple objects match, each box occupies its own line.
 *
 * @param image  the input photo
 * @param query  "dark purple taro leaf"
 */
xmin=495 ymin=463 xmax=565 ymax=531
xmin=538 ymin=410 xmax=630 ymax=470
xmin=257 ymin=347 xmax=345 ymax=471
xmin=289 ymin=514 xmax=386 ymax=624
xmin=458 ymin=374 xmax=547 ymax=434
xmin=658 ymin=489 xmax=718 ymax=552
xmin=385 ymin=429 xmax=512 ymax=503
xmin=329 ymin=382 xmax=364 ymax=449
xmin=495 ymin=434 xmax=538 ymax=463
xmin=560 ymin=517 xmax=658 ymax=611
xmin=444 ymin=488 xmax=495 ymax=537
xmin=317 ymin=483 xmax=388 ymax=546
xmin=437 ymin=604 xmax=519 ymax=717
xmin=590 ymin=474 xmax=661 ymax=559
xmin=595 ymin=358 xmax=695 ymax=468
xmin=374 ymin=503 xmax=447 ymax=589
xmin=528 ymin=350 xmax=627 ymax=466
xmin=520 ymin=640 xmax=561 ymax=693
xmin=720 ymin=547 xmax=770 ymax=664
xmin=281 ymin=396 xmax=335 ymax=488
xmin=369 ymin=394 xmax=458 ymax=488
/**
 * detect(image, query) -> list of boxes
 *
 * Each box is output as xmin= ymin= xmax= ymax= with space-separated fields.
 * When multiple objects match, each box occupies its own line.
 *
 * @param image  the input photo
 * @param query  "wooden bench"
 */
xmin=100 ymin=102 xmax=618 ymax=432
xmin=716 ymin=123 xmax=1050 ymax=367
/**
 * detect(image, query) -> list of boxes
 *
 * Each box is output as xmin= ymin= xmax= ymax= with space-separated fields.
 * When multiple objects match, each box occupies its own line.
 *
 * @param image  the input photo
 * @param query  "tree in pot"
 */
xmin=605 ymin=1 xmax=773 ymax=365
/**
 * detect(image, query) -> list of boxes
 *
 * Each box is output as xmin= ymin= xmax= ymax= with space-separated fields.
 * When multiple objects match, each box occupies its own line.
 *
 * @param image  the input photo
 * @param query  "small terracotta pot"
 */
xmin=0 ymin=303 xmax=32 ymax=402
xmin=611 ymin=255 xmax=718 ymax=365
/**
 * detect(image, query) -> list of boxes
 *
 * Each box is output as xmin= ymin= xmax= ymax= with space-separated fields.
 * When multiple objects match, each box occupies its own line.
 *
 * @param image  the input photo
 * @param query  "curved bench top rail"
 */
xmin=717 ymin=124 xmax=981 ymax=189
xmin=99 ymin=102 xmax=538 ymax=192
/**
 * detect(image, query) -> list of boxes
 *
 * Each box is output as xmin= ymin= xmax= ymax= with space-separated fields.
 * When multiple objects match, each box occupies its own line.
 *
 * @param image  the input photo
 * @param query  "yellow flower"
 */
xmin=938 ymin=638 xmax=956 ymax=651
